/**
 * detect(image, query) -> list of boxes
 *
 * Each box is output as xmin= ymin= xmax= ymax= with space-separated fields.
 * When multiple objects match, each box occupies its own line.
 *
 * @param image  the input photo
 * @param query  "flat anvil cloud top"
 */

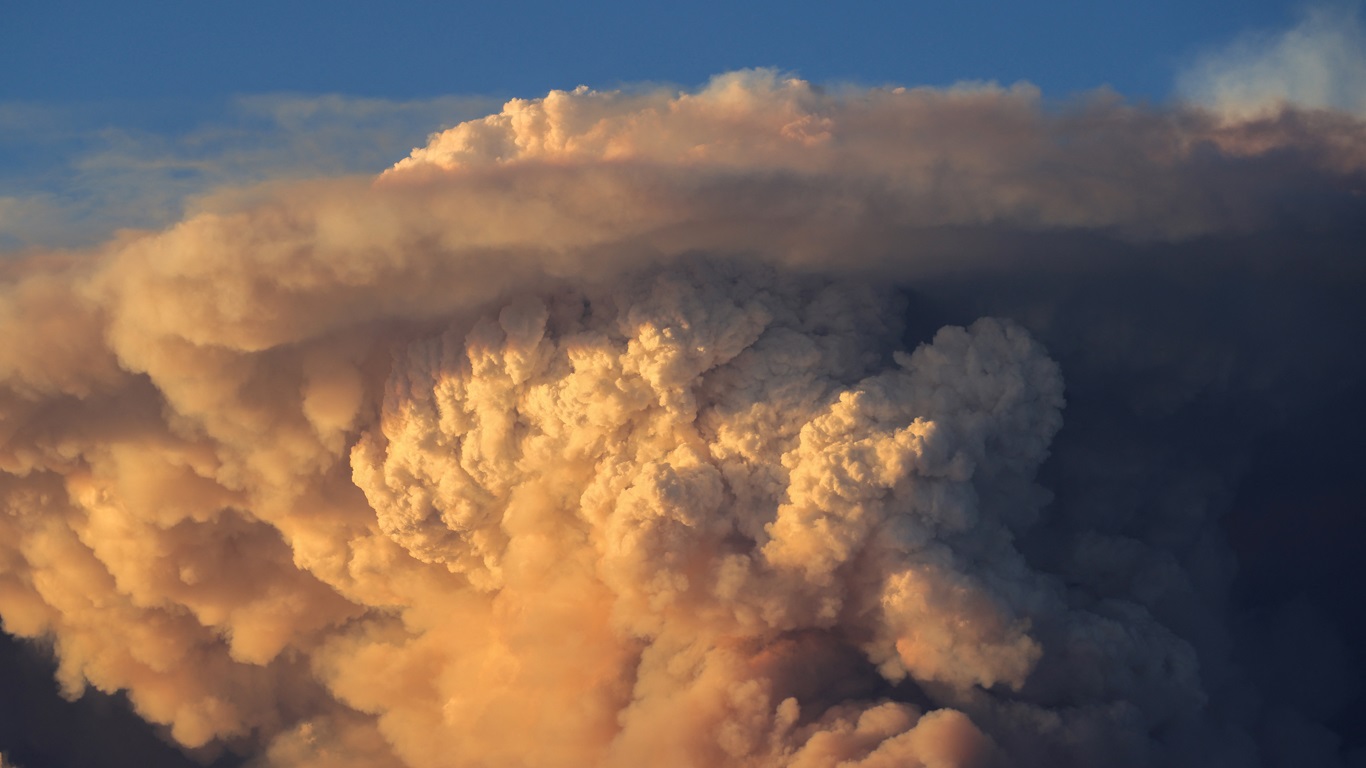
xmin=1 ymin=71 xmax=1365 ymax=768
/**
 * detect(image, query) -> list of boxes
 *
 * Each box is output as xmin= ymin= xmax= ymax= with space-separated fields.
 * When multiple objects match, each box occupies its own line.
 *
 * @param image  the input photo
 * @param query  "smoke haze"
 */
xmin=1177 ymin=4 xmax=1366 ymax=118
xmin=2 ymin=70 xmax=1365 ymax=767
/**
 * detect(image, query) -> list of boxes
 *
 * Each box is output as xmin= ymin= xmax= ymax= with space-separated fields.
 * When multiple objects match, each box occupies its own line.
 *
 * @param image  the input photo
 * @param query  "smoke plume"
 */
xmin=2 ymin=70 xmax=1364 ymax=767
xmin=1177 ymin=4 xmax=1366 ymax=118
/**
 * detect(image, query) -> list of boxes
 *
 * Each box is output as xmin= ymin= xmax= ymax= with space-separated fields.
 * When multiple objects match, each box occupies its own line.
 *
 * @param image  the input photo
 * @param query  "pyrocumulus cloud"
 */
xmin=1 ymin=70 xmax=1364 ymax=767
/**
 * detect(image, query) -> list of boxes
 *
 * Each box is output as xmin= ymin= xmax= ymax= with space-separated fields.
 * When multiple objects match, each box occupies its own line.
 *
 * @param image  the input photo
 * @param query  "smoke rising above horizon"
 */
xmin=1177 ymin=4 xmax=1366 ymax=118
xmin=2 ymin=70 xmax=1365 ymax=768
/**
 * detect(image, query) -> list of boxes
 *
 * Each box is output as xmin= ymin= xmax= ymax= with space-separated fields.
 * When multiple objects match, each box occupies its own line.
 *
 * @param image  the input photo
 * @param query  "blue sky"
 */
xmin=0 ymin=0 xmax=1310 ymax=102
xmin=0 ymin=0 xmax=1355 ymax=250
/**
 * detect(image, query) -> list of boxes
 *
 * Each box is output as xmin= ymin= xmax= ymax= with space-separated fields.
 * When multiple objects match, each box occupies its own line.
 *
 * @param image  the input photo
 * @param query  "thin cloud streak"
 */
xmin=0 ymin=94 xmax=496 ymax=251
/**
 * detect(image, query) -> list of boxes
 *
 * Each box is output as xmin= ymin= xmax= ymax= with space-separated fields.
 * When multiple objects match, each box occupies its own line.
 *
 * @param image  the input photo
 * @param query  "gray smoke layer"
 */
xmin=1 ymin=71 xmax=1364 ymax=767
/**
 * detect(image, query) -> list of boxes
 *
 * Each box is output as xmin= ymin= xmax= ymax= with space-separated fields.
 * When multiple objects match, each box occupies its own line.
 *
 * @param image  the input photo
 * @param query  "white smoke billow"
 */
xmin=1178 ymin=5 xmax=1366 ymax=119
xmin=341 ymin=266 xmax=1066 ymax=767
xmin=1 ymin=71 xmax=1364 ymax=767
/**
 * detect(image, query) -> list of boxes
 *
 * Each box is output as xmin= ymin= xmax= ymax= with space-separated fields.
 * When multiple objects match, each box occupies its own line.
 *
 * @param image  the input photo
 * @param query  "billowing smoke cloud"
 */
xmin=1177 ymin=4 xmax=1366 ymax=118
xmin=2 ymin=70 xmax=1365 ymax=767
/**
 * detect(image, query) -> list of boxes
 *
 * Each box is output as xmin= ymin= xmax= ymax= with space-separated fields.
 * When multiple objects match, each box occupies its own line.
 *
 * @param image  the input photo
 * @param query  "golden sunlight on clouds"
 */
xmin=1 ymin=70 xmax=1364 ymax=767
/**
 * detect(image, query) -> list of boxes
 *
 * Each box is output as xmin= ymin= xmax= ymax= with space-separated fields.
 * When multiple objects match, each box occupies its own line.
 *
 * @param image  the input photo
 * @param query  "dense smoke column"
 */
xmin=340 ymin=262 xmax=1073 ymax=767
xmin=1 ymin=72 xmax=1365 ymax=767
